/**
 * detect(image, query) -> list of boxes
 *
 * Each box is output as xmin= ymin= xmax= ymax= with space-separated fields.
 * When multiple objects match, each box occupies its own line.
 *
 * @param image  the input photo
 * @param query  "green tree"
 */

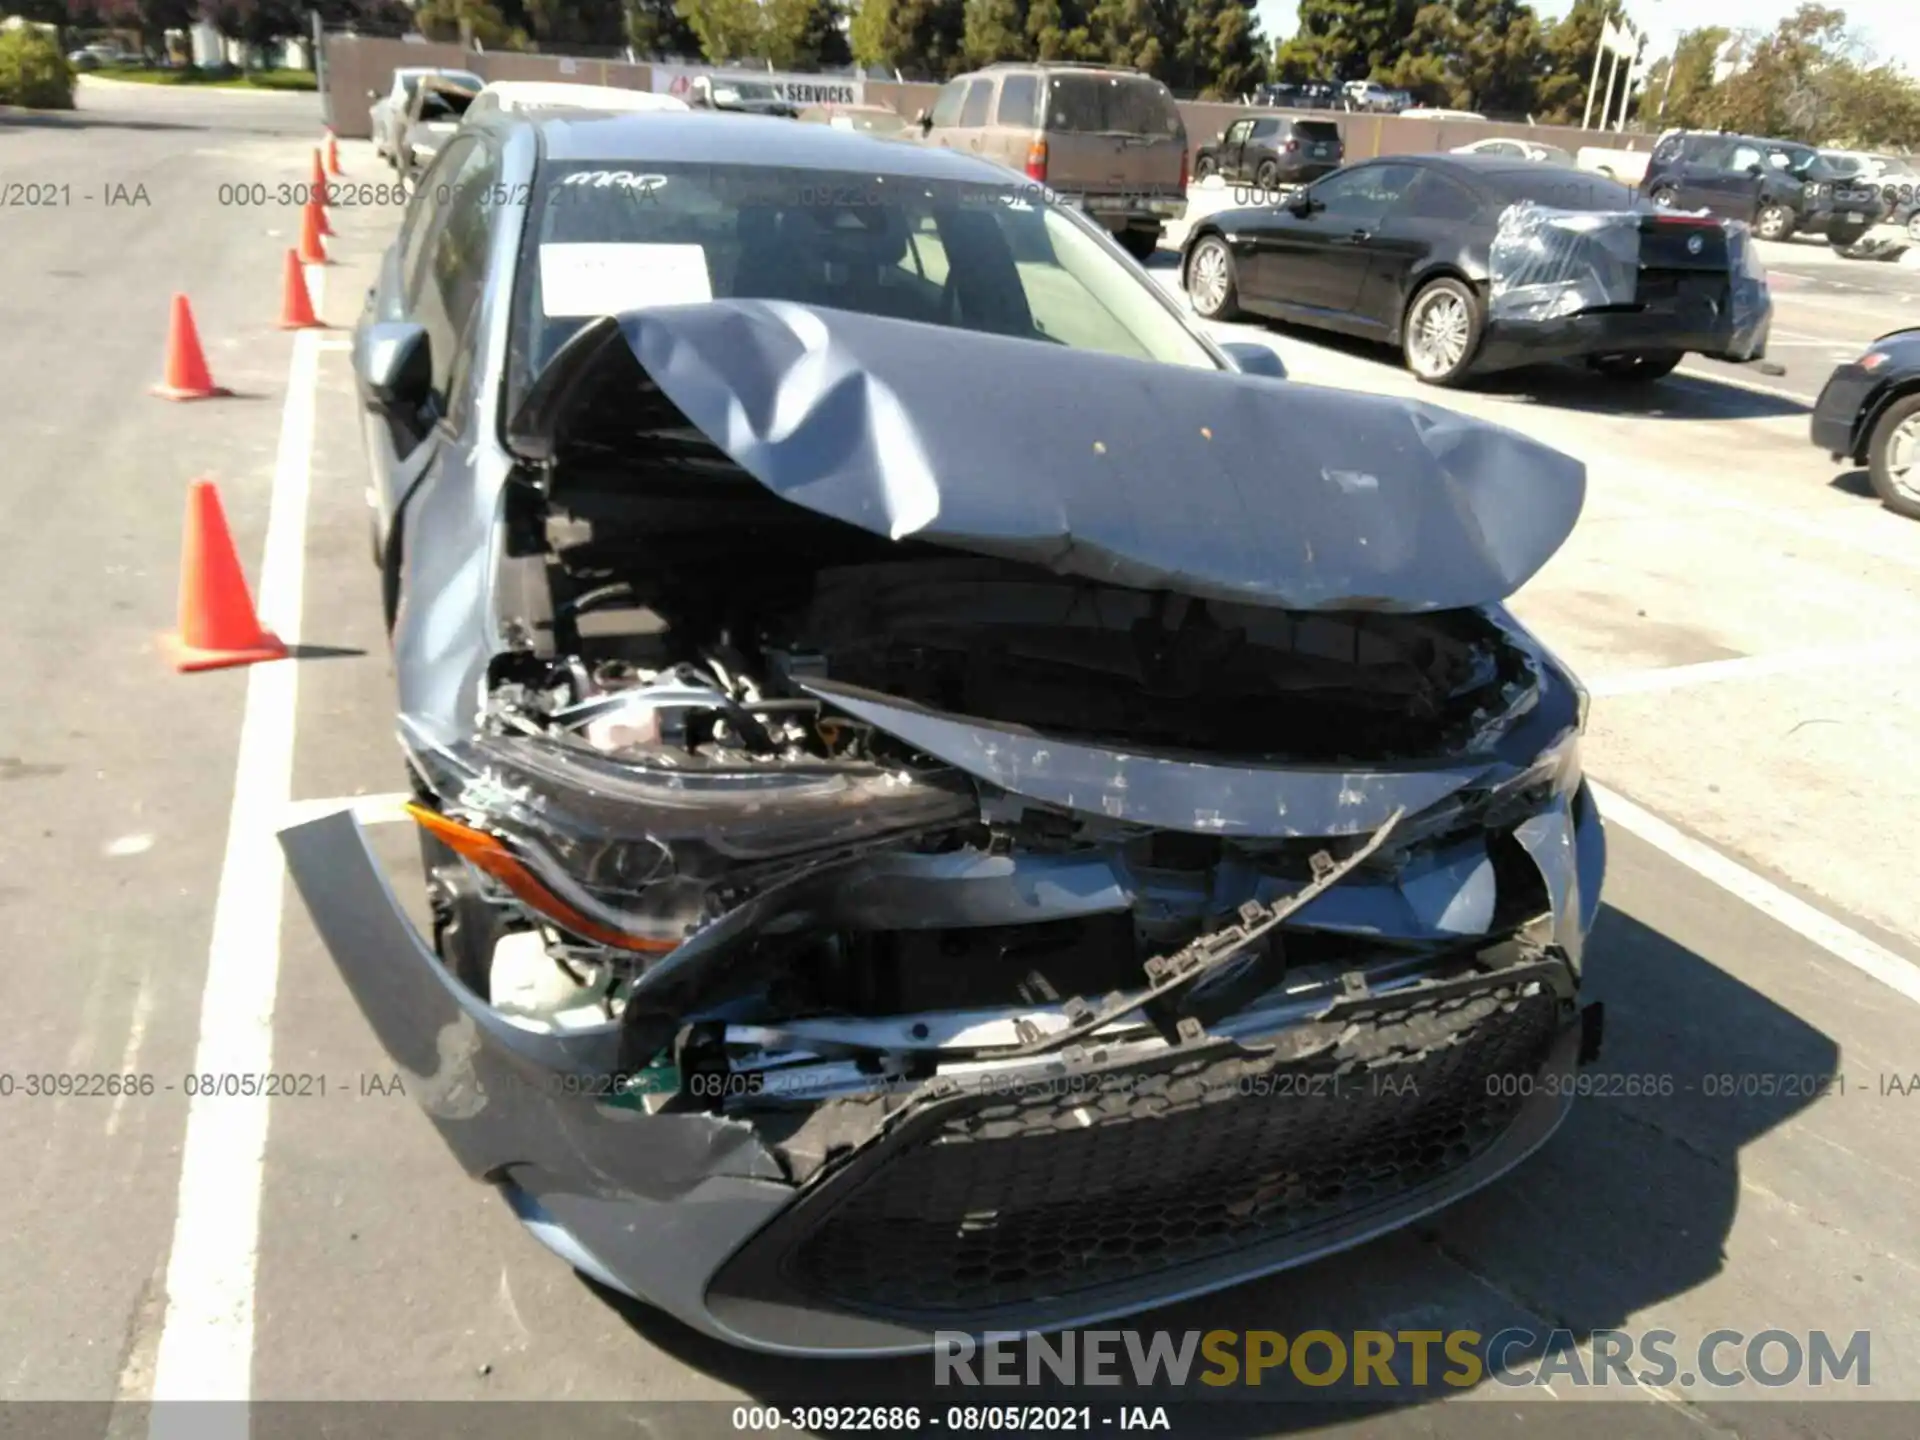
xmin=1022 ymin=0 xmax=1093 ymax=62
xmin=1170 ymin=0 xmax=1264 ymax=99
xmin=626 ymin=0 xmax=701 ymax=55
xmin=1273 ymin=0 xmax=1417 ymax=84
xmin=1702 ymin=4 xmax=1849 ymax=141
xmin=1641 ymin=25 xmax=1730 ymax=130
xmin=523 ymin=0 xmax=625 ymax=45
xmin=962 ymin=0 xmax=1030 ymax=65
xmin=1384 ymin=0 xmax=1543 ymax=113
xmin=1821 ymin=60 xmax=1920 ymax=148
xmin=1533 ymin=0 xmax=1605 ymax=123
xmin=678 ymin=0 xmax=768 ymax=60
xmin=767 ymin=0 xmax=853 ymax=66
xmin=851 ymin=0 xmax=967 ymax=77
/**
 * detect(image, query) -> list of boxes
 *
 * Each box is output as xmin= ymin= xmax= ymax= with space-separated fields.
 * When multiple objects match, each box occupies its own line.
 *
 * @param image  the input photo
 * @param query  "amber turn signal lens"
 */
xmin=406 ymin=803 xmax=679 ymax=955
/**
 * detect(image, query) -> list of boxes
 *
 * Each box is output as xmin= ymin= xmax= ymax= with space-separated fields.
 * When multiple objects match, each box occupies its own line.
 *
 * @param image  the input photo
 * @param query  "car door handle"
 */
xmin=1344 ymin=229 xmax=1372 ymax=242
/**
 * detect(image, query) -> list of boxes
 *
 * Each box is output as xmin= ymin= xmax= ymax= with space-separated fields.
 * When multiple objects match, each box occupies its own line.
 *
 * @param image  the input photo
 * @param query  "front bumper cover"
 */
xmin=279 ymin=777 xmax=1606 ymax=1356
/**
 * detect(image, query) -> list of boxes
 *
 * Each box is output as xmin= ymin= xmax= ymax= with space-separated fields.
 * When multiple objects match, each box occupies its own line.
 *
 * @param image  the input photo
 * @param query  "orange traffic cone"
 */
xmin=278 ymin=248 xmax=326 ymax=330
xmin=326 ymin=134 xmax=344 ymax=176
xmin=298 ymin=200 xmax=330 ymax=265
xmin=163 ymin=479 xmax=288 ymax=672
xmin=152 ymin=294 xmax=231 ymax=401
xmin=310 ymin=147 xmax=327 ymax=192
xmin=307 ymin=188 xmax=334 ymax=238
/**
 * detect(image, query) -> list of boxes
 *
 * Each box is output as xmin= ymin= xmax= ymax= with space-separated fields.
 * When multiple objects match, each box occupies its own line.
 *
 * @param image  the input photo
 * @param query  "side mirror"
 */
xmin=1287 ymin=189 xmax=1314 ymax=216
xmin=1219 ymin=342 xmax=1287 ymax=380
xmin=361 ymin=321 xmax=432 ymax=416
xmin=1746 ymin=164 xmax=1765 ymax=178
xmin=918 ymin=112 xmax=933 ymax=134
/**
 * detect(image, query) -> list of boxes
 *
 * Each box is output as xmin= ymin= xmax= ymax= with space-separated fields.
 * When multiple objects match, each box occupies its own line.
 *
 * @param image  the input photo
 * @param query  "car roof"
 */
xmin=503 ymin=110 xmax=1023 ymax=183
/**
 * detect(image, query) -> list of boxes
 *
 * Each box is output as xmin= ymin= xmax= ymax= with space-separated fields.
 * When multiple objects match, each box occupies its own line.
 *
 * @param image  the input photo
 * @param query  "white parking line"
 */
xmin=281 ymin=791 xmax=412 ymax=827
xmin=1586 ymin=638 xmax=1920 ymax=698
xmin=1592 ymin=782 xmax=1920 ymax=1009
xmin=146 ymin=328 xmax=322 ymax=1438
xmin=1670 ymin=368 xmax=1814 ymax=406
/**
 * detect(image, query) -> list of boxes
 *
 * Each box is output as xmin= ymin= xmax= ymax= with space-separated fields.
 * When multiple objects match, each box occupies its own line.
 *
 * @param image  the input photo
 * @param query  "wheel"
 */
xmin=1647 ymin=183 xmax=1677 ymax=208
xmin=1401 ymin=277 xmax=1482 ymax=386
xmin=1194 ymin=155 xmax=1216 ymax=182
xmin=1866 ymin=392 xmax=1920 ymax=521
xmin=1118 ymin=228 xmax=1160 ymax=262
xmin=1255 ymin=159 xmax=1280 ymax=189
xmin=1754 ymin=202 xmax=1795 ymax=241
xmin=1184 ymin=235 xmax=1242 ymax=320
xmin=1588 ymin=351 xmax=1683 ymax=383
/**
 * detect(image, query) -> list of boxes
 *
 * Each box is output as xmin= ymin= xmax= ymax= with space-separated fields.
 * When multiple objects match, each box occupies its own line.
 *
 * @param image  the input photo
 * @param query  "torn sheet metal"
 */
xmin=513 ymin=300 xmax=1587 ymax=614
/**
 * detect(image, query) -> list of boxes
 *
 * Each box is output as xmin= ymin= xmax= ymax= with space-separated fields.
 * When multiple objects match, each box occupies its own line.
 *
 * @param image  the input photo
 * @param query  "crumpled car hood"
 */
xmin=512 ymin=299 xmax=1587 ymax=613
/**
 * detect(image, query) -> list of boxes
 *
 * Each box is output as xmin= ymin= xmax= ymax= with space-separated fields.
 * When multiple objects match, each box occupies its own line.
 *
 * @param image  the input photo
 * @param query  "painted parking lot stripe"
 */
xmin=281 ymin=792 xmax=412 ymax=827
xmin=146 ymin=328 xmax=322 ymax=1439
xmin=1592 ymin=782 xmax=1920 ymax=1009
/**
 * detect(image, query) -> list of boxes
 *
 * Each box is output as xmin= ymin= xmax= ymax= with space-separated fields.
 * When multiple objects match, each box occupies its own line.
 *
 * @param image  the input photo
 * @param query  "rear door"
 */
xmin=1699 ymin=139 xmax=1767 ymax=221
xmin=985 ymin=71 xmax=1041 ymax=174
xmin=1041 ymin=72 xmax=1186 ymax=206
xmin=1293 ymin=119 xmax=1343 ymax=170
xmin=1217 ymin=118 xmax=1254 ymax=179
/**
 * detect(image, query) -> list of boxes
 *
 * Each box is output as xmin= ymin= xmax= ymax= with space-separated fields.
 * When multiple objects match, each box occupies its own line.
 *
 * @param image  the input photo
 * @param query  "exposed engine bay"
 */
xmin=398 ymin=338 xmax=1590 ymax=1139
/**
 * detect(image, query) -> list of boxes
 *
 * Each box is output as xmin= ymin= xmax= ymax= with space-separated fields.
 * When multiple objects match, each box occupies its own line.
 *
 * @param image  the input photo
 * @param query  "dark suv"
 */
xmin=1642 ymin=131 xmax=1886 ymax=246
xmin=1194 ymin=116 xmax=1344 ymax=188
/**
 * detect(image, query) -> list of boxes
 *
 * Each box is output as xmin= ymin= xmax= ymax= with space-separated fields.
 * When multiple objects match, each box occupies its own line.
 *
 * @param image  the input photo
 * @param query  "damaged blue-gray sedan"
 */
xmin=282 ymin=112 xmax=1609 ymax=1355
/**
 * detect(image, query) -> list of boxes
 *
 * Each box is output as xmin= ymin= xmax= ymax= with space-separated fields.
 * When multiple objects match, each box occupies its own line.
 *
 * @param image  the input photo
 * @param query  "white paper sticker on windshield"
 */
xmin=538 ymin=243 xmax=712 ymax=319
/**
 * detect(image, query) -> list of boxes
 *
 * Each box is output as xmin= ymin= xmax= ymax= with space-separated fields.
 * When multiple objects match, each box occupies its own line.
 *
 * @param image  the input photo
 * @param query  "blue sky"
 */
xmin=1253 ymin=0 xmax=1918 ymax=74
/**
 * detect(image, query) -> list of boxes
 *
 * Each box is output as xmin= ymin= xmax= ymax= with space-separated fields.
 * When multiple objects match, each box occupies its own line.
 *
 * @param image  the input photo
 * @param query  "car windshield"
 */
xmin=508 ymin=161 xmax=1219 ymax=409
xmin=715 ymin=81 xmax=776 ymax=102
xmin=1044 ymin=74 xmax=1182 ymax=137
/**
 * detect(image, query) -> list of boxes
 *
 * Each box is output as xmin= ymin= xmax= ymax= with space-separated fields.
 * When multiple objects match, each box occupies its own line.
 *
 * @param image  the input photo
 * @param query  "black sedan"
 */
xmin=1810 ymin=327 xmax=1920 ymax=520
xmin=1182 ymin=153 xmax=1774 ymax=386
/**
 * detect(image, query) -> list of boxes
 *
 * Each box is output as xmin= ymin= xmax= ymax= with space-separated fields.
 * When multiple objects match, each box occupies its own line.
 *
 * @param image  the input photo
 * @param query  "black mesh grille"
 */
xmin=775 ymin=979 xmax=1563 ymax=1316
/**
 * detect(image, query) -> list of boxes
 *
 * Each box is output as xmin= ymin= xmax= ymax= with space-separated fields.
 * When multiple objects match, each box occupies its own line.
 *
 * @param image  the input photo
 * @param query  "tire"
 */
xmin=1647 ymin=183 xmax=1677 ymax=208
xmin=1184 ymin=235 xmax=1242 ymax=320
xmin=1255 ymin=159 xmax=1280 ymax=188
xmin=1866 ymin=391 xmax=1920 ymax=522
xmin=1400 ymin=277 xmax=1482 ymax=386
xmin=1588 ymin=351 xmax=1683 ymax=383
xmin=1118 ymin=228 xmax=1160 ymax=262
xmin=1754 ymin=202 xmax=1795 ymax=241
xmin=1194 ymin=155 xmax=1216 ymax=181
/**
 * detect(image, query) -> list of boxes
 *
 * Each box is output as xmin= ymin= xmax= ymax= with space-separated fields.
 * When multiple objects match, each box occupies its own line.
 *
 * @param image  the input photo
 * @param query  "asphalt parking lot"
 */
xmin=5 ymin=81 xmax=1920 ymax=1436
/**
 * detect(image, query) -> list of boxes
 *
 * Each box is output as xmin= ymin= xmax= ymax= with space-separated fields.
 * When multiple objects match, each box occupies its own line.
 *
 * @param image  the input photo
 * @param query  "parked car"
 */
xmin=1343 ymin=80 xmax=1401 ymax=112
xmin=1454 ymin=137 xmax=1577 ymax=166
xmin=371 ymin=67 xmax=484 ymax=167
xmin=461 ymin=81 xmax=689 ymax=119
xmin=66 ymin=42 xmax=137 ymax=69
xmin=397 ymin=75 xmax=481 ymax=181
xmin=684 ymin=74 xmax=797 ymax=117
xmin=1640 ymin=130 xmax=1886 ymax=245
xmin=1810 ymin=327 xmax=1920 ymax=519
xmin=1255 ymin=81 xmax=1344 ymax=110
xmin=1182 ymin=152 xmax=1773 ymax=386
xmin=913 ymin=62 xmax=1188 ymax=261
xmin=1194 ymin=115 xmax=1344 ymax=187
xmin=309 ymin=107 xmax=1604 ymax=1357
xmin=1862 ymin=154 xmax=1920 ymax=240
xmin=794 ymin=102 xmax=910 ymax=137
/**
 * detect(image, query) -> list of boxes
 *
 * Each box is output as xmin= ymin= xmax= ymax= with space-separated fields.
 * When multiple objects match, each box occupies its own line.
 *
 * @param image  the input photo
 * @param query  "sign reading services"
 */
xmin=650 ymin=64 xmax=864 ymax=108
